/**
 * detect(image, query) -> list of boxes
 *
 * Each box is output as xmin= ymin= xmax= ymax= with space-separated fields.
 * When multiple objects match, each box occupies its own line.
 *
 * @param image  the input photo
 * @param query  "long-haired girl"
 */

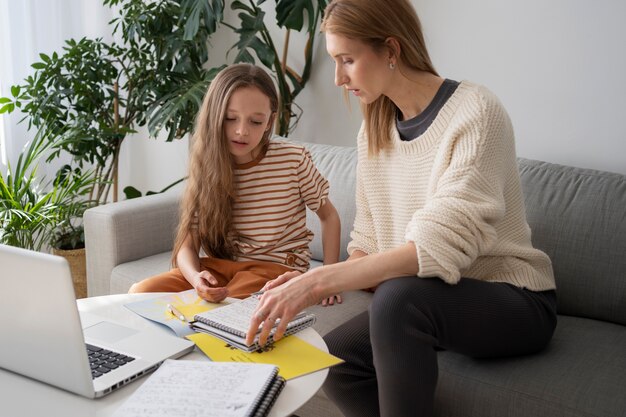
xmin=130 ymin=63 xmax=341 ymax=304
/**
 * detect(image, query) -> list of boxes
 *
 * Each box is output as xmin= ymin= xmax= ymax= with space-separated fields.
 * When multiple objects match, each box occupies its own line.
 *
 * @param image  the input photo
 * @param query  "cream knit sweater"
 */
xmin=347 ymin=81 xmax=555 ymax=291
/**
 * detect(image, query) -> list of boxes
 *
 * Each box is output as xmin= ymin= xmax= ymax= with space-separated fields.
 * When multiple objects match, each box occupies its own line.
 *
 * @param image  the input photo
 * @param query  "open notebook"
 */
xmin=113 ymin=359 xmax=285 ymax=417
xmin=190 ymin=296 xmax=316 ymax=352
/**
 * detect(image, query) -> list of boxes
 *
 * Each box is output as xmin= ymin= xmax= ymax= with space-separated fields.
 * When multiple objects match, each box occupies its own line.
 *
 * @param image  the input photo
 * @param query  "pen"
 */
xmin=167 ymin=304 xmax=186 ymax=322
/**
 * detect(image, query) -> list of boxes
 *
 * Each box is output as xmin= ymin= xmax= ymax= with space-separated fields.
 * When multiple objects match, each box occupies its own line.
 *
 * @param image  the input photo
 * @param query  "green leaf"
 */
xmin=123 ymin=185 xmax=142 ymax=199
xmin=0 ymin=97 xmax=10 ymax=104
xmin=276 ymin=0 xmax=314 ymax=31
xmin=231 ymin=1 xmax=254 ymax=13
xmin=231 ymin=10 xmax=276 ymax=68
xmin=181 ymin=0 xmax=223 ymax=40
xmin=11 ymin=85 xmax=21 ymax=97
xmin=31 ymin=62 xmax=46 ymax=70
xmin=249 ymin=37 xmax=275 ymax=68
xmin=147 ymin=75 xmax=212 ymax=138
xmin=0 ymin=103 xmax=15 ymax=114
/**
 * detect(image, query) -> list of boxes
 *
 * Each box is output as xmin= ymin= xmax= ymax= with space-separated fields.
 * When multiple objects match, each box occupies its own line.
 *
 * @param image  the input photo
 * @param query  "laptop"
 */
xmin=0 ymin=244 xmax=195 ymax=398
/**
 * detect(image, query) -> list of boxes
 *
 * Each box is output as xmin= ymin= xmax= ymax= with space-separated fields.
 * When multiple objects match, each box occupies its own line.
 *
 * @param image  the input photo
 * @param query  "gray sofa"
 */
xmin=85 ymin=141 xmax=626 ymax=417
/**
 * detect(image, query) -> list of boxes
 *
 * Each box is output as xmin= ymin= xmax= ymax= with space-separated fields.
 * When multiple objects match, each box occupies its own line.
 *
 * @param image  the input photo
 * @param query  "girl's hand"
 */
xmin=192 ymin=270 xmax=228 ymax=303
xmin=321 ymin=293 xmax=342 ymax=306
xmin=261 ymin=270 xmax=302 ymax=292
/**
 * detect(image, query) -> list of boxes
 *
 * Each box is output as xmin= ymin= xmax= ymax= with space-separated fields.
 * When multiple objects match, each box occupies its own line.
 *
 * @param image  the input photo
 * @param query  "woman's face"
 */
xmin=224 ymin=86 xmax=274 ymax=164
xmin=326 ymin=32 xmax=392 ymax=104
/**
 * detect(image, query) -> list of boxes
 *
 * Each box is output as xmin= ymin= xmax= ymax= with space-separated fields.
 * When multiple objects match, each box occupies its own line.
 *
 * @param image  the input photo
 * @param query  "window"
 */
xmin=0 ymin=79 xmax=6 ymax=166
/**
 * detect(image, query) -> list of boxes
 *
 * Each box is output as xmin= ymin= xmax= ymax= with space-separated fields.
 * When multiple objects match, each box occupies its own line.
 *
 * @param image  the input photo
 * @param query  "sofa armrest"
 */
xmin=84 ymin=191 xmax=181 ymax=296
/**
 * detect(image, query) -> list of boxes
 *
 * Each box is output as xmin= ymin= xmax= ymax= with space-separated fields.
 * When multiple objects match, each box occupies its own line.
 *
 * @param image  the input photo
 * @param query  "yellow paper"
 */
xmin=187 ymin=332 xmax=344 ymax=380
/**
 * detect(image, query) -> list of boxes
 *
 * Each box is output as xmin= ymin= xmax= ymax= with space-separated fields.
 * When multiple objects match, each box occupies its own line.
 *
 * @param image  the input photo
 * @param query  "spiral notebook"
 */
xmin=113 ymin=359 xmax=284 ymax=417
xmin=191 ymin=296 xmax=316 ymax=352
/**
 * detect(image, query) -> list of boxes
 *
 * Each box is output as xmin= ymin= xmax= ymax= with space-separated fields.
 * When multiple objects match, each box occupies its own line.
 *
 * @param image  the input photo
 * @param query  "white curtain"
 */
xmin=0 ymin=0 xmax=115 ymax=173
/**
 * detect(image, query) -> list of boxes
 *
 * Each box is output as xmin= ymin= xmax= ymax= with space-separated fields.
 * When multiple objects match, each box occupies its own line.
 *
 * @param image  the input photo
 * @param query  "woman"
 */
xmin=246 ymin=1 xmax=557 ymax=416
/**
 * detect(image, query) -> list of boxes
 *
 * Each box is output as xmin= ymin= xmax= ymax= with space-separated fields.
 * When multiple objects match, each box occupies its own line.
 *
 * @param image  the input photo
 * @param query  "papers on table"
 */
xmin=113 ymin=359 xmax=284 ymax=417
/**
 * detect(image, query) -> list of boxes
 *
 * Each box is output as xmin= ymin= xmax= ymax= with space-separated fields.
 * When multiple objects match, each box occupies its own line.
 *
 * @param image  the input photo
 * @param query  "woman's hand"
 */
xmin=246 ymin=270 xmax=322 ymax=347
xmin=260 ymin=270 xmax=302 ymax=292
xmin=262 ymin=270 xmax=342 ymax=306
xmin=192 ymin=270 xmax=228 ymax=303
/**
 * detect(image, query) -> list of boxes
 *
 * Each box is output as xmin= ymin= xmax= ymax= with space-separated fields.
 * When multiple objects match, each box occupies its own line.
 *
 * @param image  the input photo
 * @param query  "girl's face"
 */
xmin=225 ymin=86 xmax=274 ymax=164
xmin=326 ymin=32 xmax=392 ymax=104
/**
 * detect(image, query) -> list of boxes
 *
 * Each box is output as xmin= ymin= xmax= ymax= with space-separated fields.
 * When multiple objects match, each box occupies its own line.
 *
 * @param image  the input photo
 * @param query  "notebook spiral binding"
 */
xmin=249 ymin=368 xmax=286 ymax=417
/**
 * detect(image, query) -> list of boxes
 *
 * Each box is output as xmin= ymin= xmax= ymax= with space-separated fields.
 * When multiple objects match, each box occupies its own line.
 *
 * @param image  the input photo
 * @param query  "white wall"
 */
xmin=117 ymin=128 xmax=189 ymax=198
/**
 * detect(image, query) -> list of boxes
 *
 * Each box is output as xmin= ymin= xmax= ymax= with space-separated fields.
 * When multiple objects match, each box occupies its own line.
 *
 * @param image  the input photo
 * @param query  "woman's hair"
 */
xmin=172 ymin=63 xmax=278 ymax=265
xmin=321 ymin=0 xmax=438 ymax=154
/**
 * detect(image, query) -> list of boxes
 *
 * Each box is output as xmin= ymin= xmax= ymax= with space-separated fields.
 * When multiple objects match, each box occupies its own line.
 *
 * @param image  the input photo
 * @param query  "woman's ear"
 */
xmin=385 ymin=37 xmax=401 ymax=63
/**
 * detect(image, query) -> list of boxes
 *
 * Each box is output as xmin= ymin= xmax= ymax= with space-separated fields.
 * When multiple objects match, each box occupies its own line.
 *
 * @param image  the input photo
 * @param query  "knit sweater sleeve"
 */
xmin=405 ymin=88 xmax=511 ymax=284
xmin=347 ymin=124 xmax=378 ymax=255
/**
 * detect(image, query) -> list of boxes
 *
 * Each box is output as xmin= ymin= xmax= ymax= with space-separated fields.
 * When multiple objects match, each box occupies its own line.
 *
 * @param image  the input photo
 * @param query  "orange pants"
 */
xmin=128 ymin=258 xmax=295 ymax=299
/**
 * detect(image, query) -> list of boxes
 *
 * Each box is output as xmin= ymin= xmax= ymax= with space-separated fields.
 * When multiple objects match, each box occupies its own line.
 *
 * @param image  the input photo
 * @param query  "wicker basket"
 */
xmin=53 ymin=247 xmax=87 ymax=299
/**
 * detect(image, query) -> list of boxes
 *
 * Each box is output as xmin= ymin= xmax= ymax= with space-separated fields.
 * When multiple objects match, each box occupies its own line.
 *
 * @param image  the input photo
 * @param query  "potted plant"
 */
xmin=1 ymin=126 xmax=96 ymax=297
xmin=1 ymin=0 xmax=328 ymax=202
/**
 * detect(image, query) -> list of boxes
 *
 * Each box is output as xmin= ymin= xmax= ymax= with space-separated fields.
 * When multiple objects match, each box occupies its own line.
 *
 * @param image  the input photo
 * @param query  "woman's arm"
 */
xmin=247 ymin=241 xmax=419 ymax=346
xmin=315 ymin=242 xmax=418 ymax=296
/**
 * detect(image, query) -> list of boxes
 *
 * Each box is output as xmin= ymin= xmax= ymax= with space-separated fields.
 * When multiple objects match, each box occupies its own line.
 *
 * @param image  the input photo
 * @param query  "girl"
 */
xmin=246 ymin=1 xmax=557 ymax=416
xmin=130 ymin=64 xmax=341 ymax=305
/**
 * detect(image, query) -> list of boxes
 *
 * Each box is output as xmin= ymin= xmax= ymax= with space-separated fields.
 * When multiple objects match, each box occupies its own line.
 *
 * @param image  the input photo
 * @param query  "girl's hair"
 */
xmin=172 ymin=63 xmax=278 ymax=265
xmin=321 ymin=0 xmax=438 ymax=155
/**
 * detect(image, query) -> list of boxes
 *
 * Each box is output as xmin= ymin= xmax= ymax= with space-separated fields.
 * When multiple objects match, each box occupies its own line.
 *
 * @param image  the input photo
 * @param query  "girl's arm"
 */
xmin=176 ymin=233 xmax=202 ymax=281
xmin=314 ymin=199 xmax=342 ymax=305
xmin=316 ymin=199 xmax=341 ymax=266
xmin=176 ymin=233 xmax=228 ymax=302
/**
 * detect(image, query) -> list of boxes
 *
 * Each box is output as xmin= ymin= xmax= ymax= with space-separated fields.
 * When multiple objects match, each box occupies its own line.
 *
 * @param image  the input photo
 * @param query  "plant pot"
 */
xmin=53 ymin=247 xmax=87 ymax=299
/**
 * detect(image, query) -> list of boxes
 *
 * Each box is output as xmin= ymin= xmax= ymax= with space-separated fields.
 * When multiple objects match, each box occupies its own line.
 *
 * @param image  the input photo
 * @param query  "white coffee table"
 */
xmin=0 ymin=293 xmax=327 ymax=417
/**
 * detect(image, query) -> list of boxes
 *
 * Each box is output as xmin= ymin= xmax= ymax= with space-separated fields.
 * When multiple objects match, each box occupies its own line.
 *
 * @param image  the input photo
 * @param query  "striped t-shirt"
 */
xmin=230 ymin=140 xmax=329 ymax=272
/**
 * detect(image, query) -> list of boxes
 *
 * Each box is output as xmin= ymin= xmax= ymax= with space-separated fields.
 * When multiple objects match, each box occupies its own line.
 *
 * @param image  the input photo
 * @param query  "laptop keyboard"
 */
xmin=86 ymin=343 xmax=136 ymax=379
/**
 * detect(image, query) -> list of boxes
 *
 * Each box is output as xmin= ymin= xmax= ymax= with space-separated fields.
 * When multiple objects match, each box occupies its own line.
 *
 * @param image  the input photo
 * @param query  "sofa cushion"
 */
xmin=435 ymin=315 xmax=626 ymax=417
xmin=111 ymin=252 xmax=172 ymax=294
xmin=518 ymin=159 xmax=626 ymax=326
xmin=301 ymin=142 xmax=358 ymax=263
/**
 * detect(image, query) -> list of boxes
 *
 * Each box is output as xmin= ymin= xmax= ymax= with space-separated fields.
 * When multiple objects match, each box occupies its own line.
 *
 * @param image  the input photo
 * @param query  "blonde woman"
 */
xmin=246 ymin=1 xmax=557 ymax=416
xmin=130 ymin=64 xmax=341 ymax=305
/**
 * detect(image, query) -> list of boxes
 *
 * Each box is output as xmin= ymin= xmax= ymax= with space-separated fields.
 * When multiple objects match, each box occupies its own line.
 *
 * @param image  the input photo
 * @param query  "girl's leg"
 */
xmin=128 ymin=269 xmax=193 ymax=293
xmin=225 ymin=261 xmax=294 ymax=299
xmin=324 ymin=277 xmax=557 ymax=417
xmin=128 ymin=257 xmax=231 ymax=293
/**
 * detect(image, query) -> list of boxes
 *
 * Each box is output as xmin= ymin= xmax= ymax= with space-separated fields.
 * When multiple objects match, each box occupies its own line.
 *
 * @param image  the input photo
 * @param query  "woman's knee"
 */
xmin=370 ymin=277 xmax=426 ymax=320
xmin=370 ymin=277 xmax=441 ymax=342
xmin=324 ymin=311 xmax=371 ymax=360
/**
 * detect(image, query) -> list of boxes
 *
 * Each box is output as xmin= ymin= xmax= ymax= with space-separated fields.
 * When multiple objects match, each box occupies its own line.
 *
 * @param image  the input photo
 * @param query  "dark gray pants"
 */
xmin=323 ymin=277 xmax=557 ymax=417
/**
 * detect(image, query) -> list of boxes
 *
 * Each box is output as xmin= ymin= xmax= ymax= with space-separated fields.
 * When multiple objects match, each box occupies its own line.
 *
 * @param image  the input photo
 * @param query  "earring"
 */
xmin=389 ymin=62 xmax=395 ymax=70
